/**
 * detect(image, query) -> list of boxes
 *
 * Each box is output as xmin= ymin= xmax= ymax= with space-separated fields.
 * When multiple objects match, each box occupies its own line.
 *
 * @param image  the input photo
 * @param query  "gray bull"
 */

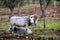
xmin=10 ymin=16 xmax=29 ymax=28
xmin=9 ymin=16 xmax=31 ymax=34
xmin=8 ymin=15 xmax=39 ymax=34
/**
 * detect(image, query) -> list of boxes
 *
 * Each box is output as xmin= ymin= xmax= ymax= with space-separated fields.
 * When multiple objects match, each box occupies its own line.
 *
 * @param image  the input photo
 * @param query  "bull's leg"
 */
xmin=25 ymin=23 xmax=28 ymax=31
xmin=8 ymin=25 xmax=13 ymax=33
xmin=35 ymin=24 xmax=38 ymax=29
xmin=8 ymin=26 xmax=12 ymax=33
xmin=35 ymin=22 xmax=39 ymax=29
xmin=10 ymin=25 xmax=16 ymax=33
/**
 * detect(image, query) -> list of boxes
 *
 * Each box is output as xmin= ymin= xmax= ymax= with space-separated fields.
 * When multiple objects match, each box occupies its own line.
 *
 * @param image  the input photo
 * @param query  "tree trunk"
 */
xmin=18 ymin=4 xmax=20 ymax=16
xmin=39 ymin=0 xmax=46 ymax=29
xmin=9 ymin=9 xmax=13 ymax=19
xmin=42 ymin=10 xmax=46 ymax=29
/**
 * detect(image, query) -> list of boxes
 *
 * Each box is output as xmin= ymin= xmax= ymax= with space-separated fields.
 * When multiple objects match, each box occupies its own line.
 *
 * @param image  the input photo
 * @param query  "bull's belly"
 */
xmin=15 ymin=22 xmax=26 ymax=25
xmin=11 ymin=22 xmax=27 ymax=27
xmin=10 ymin=19 xmax=28 ymax=27
xmin=14 ymin=23 xmax=26 ymax=27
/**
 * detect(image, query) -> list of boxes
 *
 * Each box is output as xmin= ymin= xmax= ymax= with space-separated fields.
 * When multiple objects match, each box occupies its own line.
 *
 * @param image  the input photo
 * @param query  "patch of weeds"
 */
xmin=38 ymin=35 xmax=57 ymax=39
xmin=0 ymin=38 xmax=3 ymax=40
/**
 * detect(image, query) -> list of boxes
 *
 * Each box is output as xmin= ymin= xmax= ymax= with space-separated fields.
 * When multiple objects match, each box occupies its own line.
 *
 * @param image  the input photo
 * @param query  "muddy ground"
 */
xmin=0 ymin=30 xmax=60 ymax=40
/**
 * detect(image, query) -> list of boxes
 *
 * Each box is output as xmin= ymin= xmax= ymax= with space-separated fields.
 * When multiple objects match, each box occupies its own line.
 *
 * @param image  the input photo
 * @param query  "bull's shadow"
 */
xmin=8 ymin=27 xmax=32 ymax=34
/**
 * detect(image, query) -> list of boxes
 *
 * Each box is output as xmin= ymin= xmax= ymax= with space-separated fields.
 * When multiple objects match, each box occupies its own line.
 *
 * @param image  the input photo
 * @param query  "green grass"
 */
xmin=33 ymin=34 xmax=58 ymax=38
xmin=39 ymin=35 xmax=58 ymax=38
xmin=54 ymin=1 xmax=60 ymax=5
xmin=56 ymin=1 xmax=60 ymax=5
xmin=0 ymin=23 xmax=10 ymax=30
xmin=0 ymin=20 xmax=60 ymax=30
xmin=29 ymin=20 xmax=60 ymax=30
xmin=46 ymin=20 xmax=60 ymax=30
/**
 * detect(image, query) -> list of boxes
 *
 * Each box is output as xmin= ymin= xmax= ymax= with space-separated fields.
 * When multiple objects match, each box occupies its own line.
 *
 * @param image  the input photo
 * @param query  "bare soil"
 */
xmin=0 ymin=30 xmax=60 ymax=40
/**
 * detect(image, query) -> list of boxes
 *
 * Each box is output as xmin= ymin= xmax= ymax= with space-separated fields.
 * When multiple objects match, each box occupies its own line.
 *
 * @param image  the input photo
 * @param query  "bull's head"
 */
xmin=28 ymin=15 xmax=39 ymax=27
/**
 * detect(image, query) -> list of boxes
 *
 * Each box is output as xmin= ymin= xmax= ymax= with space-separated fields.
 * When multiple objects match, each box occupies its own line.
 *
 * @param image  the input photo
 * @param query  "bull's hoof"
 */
xmin=8 ymin=28 xmax=13 ymax=33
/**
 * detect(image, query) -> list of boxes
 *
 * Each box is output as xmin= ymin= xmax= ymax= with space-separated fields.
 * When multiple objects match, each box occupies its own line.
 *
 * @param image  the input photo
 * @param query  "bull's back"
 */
xmin=10 ymin=16 xmax=28 ymax=26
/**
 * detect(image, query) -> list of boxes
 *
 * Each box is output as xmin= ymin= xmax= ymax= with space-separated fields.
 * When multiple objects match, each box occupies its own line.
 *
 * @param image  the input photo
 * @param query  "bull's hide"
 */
xmin=10 ymin=16 xmax=29 ymax=27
